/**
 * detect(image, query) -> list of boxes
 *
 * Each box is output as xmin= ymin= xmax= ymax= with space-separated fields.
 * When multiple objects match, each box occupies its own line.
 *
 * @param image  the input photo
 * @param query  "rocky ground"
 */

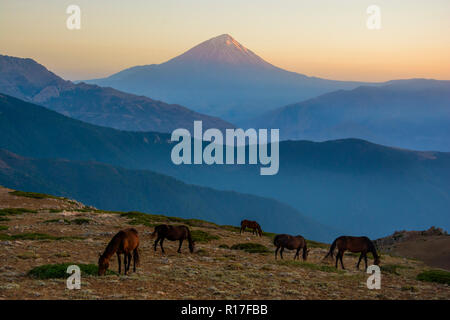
xmin=0 ymin=187 xmax=449 ymax=300
xmin=375 ymin=227 xmax=450 ymax=270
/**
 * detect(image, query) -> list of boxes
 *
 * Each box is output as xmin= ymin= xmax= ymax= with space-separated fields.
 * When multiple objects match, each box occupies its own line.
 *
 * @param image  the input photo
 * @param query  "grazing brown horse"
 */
xmin=324 ymin=236 xmax=380 ymax=270
xmin=98 ymin=228 xmax=140 ymax=276
xmin=274 ymin=234 xmax=309 ymax=260
xmin=240 ymin=220 xmax=262 ymax=237
xmin=151 ymin=224 xmax=195 ymax=254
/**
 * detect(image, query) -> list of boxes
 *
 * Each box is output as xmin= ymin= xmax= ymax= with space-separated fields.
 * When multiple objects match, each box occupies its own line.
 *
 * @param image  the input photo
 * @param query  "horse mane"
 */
xmin=152 ymin=224 xmax=168 ymax=238
xmin=325 ymin=238 xmax=338 ymax=259
xmin=101 ymin=231 xmax=123 ymax=260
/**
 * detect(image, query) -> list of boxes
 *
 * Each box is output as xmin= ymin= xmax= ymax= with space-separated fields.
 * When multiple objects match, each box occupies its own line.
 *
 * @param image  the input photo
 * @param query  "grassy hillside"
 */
xmin=0 ymin=187 xmax=448 ymax=300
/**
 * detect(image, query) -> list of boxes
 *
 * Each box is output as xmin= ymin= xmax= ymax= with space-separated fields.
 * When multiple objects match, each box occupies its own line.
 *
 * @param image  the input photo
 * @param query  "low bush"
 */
xmin=191 ymin=230 xmax=219 ymax=243
xmin=230 ymin=243 xmax=270 ymax=253
xmin=72 ymin=218 xmax=91 ymax=225
xmin=381 ymin=264 xmax=408 ymax=275
xmin=0 ymin=208 xmax=36 ymax=216
xmin=9 ymin=190 xmax=61 ymax=200
xmin=0 ymin=233 xmax=82 ymax=241
xmin=276 ymin=260 xmax=343 ymax=273
xmin=416 ymin=270 xmax=450 ymax=285
xmin=28 ymin=263 xmax=116 ymax=279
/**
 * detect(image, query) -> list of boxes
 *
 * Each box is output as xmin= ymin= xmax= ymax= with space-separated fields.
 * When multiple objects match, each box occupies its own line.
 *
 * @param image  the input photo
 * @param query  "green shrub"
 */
xmin=262 ymin=231 xmax=276 ymax=239
xmin=9 ymin=190 xmax=61 ymax=200
xmin=218 ymin=244 xmax=230 ymax=249
xmin=0 ymin=233 xmax=82 ymax=241
xmin=0 ymin=208 xmax=37 ymax=216
xmin=0 ymin=225 xmax=8 ymax=231
xmin=43 ymin=219 xmax=70 ymax=224
xmin=276 ymin=260 xmax=343 ymax=273
xmin=0 ymin=217 xmax=10 ymax=221
xmin=222 ymin=225 xmax=240 ymax=233
xmin=119 ymin=211 xmax=214 ymax=228
xmin=191 ymin=230 xmax=219 ymax=243
xmin=416 ymin=270 xmax=450 ymax=285
xmin=72 ymin=218 xmax=91 ymax=225
xmin=401 ymin=286 xmax=417 ymax=292
xmin=43 ymin=218 xmax=90 ymax=225
xmin=230 ymin=243 xmax=270 ymax=253
xmin=381 ymin=264 xmax=408 ymax=275
xmin=28 ymin=263 xmax=116 ymax=279
xmin=306 ymin=240 xmax=328 ymax=249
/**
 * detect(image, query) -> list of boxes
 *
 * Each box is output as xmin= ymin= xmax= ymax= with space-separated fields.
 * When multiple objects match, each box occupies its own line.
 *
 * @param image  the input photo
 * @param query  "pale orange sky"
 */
xmin=1 ymin=0 xmax=449 ymax=81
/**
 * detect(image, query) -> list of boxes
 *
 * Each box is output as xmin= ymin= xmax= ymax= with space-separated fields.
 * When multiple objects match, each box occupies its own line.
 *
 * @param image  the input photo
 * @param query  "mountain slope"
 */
xmin=249 ymin=79 xmax=450 ymax=151
xmin=1 ymin=94 xmax=449 ymax=238
xmin=1 ymin=187 xmax=447 ymax=300
xmin=85 ymin=34 xmax=369 ymax=121
xmin=0 ymin=54 xmax=233 ymax=132
xmin=374 ymin=227 xmax=450 ymax=270
xmin=0 ymin=149 xmax=335 ymax=242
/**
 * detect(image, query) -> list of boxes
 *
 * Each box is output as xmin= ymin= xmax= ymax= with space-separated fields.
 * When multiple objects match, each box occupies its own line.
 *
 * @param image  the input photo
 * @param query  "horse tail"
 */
xmin=368 ymin=239 xmax=380 ymax=263
xmin=149 ymin=225 xmax=160 ymax=239
xmin=273 ymin=235 xmax=280 ymax=246
xmin=325 ymin=238 xmax=337 ymax=259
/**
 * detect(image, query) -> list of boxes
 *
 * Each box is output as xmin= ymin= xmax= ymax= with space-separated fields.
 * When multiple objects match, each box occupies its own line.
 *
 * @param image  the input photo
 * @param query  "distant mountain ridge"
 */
xmin=248 ymin=79 xmax=450 ymax=151
xmin=85 ymin=34 xmax=370 ymax=121
xmin=0 ymin=54 xmax=233 ymax=133
xmin=1 ymin=93 xmax=449 ymax=238
xmin=0 ymin=149 xmax=335 ymax=241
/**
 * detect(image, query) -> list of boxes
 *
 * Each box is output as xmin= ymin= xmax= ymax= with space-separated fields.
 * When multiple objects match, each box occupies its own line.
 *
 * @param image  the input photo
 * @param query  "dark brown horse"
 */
xmin=151 ymin=224 xmax=195 ymax=254
xmin=324 ymin=236 xmax=380 ymax=270
xmin=98 ymin=228 xmax=140 ymax=276
xmin=240 ymin=220 xmax=262 ymax=237
xmin=274 ymin=234 xmax=309 ymax=260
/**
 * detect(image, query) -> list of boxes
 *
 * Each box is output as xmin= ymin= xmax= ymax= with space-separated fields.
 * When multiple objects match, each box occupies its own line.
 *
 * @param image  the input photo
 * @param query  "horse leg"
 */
xmin=356 ymin=253 xmax=363 ymax=270
xmin=127 ymin=253 xmax=132 ymax=273
xmin=123 ymin=254 xmax=128 ymax=275
xmin=133 ymin=249 xmax=137 ymax=272
xmin=294 ymin=248 xmax=300 ymax=260
xmin=364 ymin=254 xmax=368 ymax=271
xmin=280 ymin=247 xmax=284 ymax=259
xmin=160 ymin=238 xmax=165 ymax=254
xmin=117 ymin=253 xmax=121 ymax=274
xmin=335 ymin=253 xmax=339 ymax=268
xmin=154 ymin=237 xmax=160 ymax=251
xmin=178 ymin=239 xmax=183 ymax=253
xmin=339 ymin=251 xmax=345 ymax=270
xmin=275 ymin=246 xmax=279 ymax=260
